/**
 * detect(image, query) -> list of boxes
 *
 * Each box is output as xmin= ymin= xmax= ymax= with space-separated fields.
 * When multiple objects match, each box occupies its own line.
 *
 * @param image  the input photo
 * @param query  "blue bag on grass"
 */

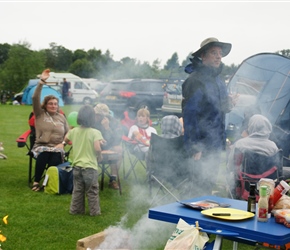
xmin=43 ymin=162 xmax=73 ymax=194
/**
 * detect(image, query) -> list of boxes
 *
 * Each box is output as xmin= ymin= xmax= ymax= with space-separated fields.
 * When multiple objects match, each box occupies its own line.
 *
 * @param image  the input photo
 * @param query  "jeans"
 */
xmin=70 ymin=166 xmax=100 ymax=216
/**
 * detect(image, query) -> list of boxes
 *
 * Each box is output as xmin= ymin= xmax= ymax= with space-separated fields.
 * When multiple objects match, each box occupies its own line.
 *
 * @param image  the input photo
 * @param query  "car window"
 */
xmin=147 ymin=82 xmax=164 ymax=92
xmin=142 ymin=82 xmax=163 ymax=92
xmin=131 ymin=82 xmax=147 ymax=92
xmin=108 ymin=82 xmax=129 ymax=90
xmin=75 ymin=82 xmax=90 ymax=90
xmin=164 ymin=82 xmax=182 ymax=94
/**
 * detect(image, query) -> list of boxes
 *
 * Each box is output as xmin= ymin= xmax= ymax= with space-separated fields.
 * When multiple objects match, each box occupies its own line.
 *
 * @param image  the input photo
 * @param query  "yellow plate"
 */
xmin=201 ymin=208 xmax=255 ymax=220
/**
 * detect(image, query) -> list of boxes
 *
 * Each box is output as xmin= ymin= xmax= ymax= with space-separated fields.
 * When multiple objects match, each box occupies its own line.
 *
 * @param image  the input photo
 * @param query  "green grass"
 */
xmin=0 ymin=104 xmax=257 ymax=249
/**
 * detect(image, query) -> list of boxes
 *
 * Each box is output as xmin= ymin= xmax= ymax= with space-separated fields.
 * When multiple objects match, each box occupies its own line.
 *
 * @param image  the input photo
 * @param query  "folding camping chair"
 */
xmin=16 ymin=111 xmax=71 ymax=187
xmin=147 ymin=133 xmax=190 ymax=205
xmin=121 ymin=135 xmax=147 ymax=180
xmin=121 ymin=110 xmax=147 ymax=181
xmin=233 ymin=149 xmax=283 ymax=200
xmin=99 ymin=150 xmax=122 ymax=195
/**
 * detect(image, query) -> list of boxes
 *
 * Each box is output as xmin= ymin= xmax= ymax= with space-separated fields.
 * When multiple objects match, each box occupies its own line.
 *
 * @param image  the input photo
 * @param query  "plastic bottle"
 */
xmin=272 ymin=180 xmax=290 ymax=205
xmin=247 ymin=183 xmax=256 ymax=214
xmin=268 ymin=194 xmax=274 ymax=214
xmin=258 ymin=185 xmax=268 ymax=222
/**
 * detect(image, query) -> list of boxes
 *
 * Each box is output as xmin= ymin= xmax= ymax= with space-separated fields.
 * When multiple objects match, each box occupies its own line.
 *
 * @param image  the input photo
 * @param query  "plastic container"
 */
xmin=258 ymin=178 xmax=275 ymax=197
xmin=272 ymin=180 xmax=290 ymax=205
xmin=273 ymin=209 xmax=290 ymax=228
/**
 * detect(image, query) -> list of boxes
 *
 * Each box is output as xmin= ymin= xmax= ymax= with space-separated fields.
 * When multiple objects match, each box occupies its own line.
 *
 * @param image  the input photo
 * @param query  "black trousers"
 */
xmin=34 ymin=152 xmax=62 ymax=182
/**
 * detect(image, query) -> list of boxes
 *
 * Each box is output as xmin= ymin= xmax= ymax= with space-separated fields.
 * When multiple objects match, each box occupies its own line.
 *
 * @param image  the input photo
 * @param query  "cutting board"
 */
xmin=201 ymin=207 xmax=255 ymax=220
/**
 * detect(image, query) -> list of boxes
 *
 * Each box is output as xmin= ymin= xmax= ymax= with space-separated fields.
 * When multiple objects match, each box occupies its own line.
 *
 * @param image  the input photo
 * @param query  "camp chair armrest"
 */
xmin=121 ymin=135 xmax=138 ymax=145
xmin=16 ymin=130 xmax=31 ymax=147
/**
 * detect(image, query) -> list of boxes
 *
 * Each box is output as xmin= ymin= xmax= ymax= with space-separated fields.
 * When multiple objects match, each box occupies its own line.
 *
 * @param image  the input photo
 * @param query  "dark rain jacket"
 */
xmin=182 ymin=60 xmax=232 ymax=157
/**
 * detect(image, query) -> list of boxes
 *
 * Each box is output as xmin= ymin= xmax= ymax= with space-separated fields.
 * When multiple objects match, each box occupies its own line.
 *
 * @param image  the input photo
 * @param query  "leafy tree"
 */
xmin=222 ymin=63 xmax=239 ymax=80
xmin=97 ymin=50 xmax=120 ymax=81
xmin=69 ymin=58 xmax=95 ymax=78
xmin=87 ymin=48 xmax=102 ymax=62
xmin=87 ymin=48 xmax=104 ymax=78
xmin=135 ymin=61 xmax=157 ymax=79
xmin=180 ymin=53 xmax=193 ymax=69
xmin=152 ymin=59 xmax=161 ymax=72
xmin=164 ymin=52 xmax=180 ymax=71
xmin=0 ymin=44 xmax=45 ymax=93
xmin=73 ymin=49 xmax=87 ymax=62
xmin=0 ymin=43 xmax=11 ymax=66
xmin=47 ymin=43 xmax=73 ymax=72
xmin=277 ymin=49 xmax=290 ymax=58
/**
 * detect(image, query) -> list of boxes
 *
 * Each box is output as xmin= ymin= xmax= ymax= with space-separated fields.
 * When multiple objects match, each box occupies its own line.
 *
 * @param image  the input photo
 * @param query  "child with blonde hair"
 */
xmin=128 ymin=108 xmax=157 ymax=153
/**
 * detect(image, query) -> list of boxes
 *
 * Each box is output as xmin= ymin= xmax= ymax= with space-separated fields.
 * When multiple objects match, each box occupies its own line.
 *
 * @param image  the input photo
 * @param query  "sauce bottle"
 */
xmin=247 ymin=183 xmax=256 ymax=214
xmin=272 ymin=180 xmax=290 ymax=205
xmin=258 ymin=185 xmax=268 ymax=222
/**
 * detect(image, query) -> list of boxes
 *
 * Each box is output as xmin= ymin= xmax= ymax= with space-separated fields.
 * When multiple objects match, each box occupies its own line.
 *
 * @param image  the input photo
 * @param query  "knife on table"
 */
xmin=212 ymin=213 xmax=250 ymax=216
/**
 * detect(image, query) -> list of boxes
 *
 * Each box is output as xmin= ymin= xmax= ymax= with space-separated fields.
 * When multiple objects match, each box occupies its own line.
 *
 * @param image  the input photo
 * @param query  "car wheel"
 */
xmin=83 ymin=97 xmax=92 ymax=105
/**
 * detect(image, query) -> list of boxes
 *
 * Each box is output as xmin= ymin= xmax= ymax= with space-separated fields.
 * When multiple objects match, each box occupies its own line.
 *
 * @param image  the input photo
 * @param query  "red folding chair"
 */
xmin=234 ymin=149 xmax=283 ymax=201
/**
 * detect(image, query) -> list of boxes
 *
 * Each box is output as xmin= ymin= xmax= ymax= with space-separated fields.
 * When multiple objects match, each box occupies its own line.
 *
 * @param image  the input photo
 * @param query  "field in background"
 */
xmin=0 ymin=104 xmax=256 ymax=249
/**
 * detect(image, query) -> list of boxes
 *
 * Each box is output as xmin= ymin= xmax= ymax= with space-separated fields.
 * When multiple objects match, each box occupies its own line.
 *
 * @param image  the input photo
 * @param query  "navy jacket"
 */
xmin=182 ymin=61 xmax=231 ymax=156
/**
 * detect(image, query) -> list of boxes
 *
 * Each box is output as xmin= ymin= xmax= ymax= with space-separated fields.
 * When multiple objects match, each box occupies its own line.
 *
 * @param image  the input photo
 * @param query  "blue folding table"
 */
xmin=148 ymin=195 xmax=290 ymax=249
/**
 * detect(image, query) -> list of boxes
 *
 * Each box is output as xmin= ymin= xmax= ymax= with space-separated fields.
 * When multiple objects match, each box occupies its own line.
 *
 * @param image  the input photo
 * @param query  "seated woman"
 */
xmin=160 ymin=115 xmax=183 ymax=139
xmin=31 ymin=69 xmax=69 ymax=191
xmin=128 ymin=108 xmax=157 ymax=154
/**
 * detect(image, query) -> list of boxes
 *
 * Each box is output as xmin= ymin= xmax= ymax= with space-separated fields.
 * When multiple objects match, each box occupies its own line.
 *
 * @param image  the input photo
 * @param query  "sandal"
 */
xmin=31 ymin=183 xmax=41 ymax=192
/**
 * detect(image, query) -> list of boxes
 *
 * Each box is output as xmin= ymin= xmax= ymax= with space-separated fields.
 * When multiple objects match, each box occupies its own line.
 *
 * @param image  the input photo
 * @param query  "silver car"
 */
xmin=161 ymin=80 xmax=183 ymax=116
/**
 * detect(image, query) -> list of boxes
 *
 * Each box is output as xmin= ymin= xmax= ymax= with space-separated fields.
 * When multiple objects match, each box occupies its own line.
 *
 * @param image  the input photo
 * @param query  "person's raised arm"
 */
xmin=32 ymin=69 xmax=50 ymax=116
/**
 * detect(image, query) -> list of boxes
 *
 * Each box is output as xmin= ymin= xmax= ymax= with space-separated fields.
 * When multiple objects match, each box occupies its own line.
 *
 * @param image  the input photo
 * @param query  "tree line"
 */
xmin=4 ymin=41 xmax=283 ymax=95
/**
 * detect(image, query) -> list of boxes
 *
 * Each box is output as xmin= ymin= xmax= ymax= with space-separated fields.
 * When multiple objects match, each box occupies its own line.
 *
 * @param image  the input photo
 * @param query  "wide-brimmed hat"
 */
xmin=192 ymin=37 xmax=232 ymax=58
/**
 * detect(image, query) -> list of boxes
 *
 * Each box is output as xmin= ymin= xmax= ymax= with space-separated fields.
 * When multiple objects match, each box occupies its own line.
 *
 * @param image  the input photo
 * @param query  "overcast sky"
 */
xmin=1 ymin=1 xmax=290 ymax=67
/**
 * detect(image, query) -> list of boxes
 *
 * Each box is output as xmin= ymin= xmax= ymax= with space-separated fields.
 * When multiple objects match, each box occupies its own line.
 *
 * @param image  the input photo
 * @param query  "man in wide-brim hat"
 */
xmin=192 ymin=37 xmax=232 ymax=58
xmin=182 ymin=37 xmax=236 ymax=196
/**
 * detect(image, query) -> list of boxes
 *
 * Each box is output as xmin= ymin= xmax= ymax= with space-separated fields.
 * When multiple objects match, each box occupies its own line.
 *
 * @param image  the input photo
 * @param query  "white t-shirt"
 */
xmin=128 ymin=125 xmax=157 ymax=152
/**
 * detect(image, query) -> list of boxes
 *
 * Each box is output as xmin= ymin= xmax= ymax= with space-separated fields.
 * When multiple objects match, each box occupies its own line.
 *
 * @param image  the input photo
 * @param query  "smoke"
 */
xmin=93 ymin=185 xmax=176 ymax=250
xmin=93 ymin=214 xmax=174 ymax=250
xmin=91 ymin=150 xmax=230 ymax=249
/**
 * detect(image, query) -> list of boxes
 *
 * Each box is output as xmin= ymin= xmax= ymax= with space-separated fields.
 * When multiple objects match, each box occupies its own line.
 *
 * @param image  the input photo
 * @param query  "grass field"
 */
xmin=0 ymin=104 xmax=257 ymax=249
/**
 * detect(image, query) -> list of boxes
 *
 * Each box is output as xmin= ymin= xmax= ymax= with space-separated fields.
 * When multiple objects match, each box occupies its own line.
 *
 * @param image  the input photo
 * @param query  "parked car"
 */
xmin=99 ymin=79 xmax=166 ymax=117
xmin=161 ymin=80 xmax=183 ymax=117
